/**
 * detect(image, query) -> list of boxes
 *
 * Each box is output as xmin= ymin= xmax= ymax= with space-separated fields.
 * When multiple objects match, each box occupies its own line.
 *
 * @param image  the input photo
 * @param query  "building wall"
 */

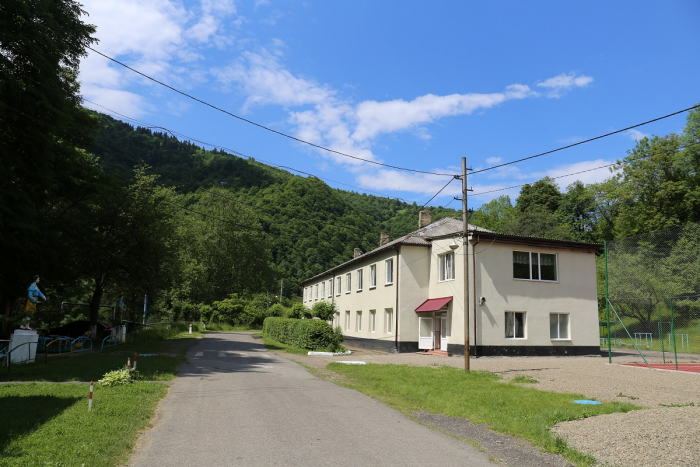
xmin=473 ymin=241 xmax=600 ymax=353
xmin=302 ymin=247 xmax=405 ymax=351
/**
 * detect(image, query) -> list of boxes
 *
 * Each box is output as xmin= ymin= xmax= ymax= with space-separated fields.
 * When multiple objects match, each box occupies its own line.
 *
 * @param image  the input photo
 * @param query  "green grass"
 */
xmin=328 ymin=363 xmax=640 ymax=466
xmin=0 ymin=382 xmax=168 ymax=467
xmin=2 ymin=328 xmax=200 ymax=383
xmin=261 ymin=335 xmax=309 ymax=355
xmin=204 ymin=323 xmax=259 ymax=332
xmin=511 ymin=375 xmax=539 ymax=384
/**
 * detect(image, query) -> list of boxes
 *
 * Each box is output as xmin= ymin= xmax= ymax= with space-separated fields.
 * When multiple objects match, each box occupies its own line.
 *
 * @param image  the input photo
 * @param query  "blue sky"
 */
xmin=78 ymin=0 xmax=700 ymax=209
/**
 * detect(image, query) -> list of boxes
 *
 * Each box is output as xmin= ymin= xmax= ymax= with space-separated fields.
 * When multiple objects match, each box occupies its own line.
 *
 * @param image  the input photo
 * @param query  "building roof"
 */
xmin=301 ymin=217 xmax=601 ymax=284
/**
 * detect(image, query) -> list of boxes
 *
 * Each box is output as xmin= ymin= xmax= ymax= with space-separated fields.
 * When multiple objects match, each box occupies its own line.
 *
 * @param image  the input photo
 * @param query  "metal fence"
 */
xmin=604 ymin=222 xmax=700 ymax=370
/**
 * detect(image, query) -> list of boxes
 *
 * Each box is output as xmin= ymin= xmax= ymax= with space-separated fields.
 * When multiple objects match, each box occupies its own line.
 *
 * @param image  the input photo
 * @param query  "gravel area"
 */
xmin=284 ymin=346 xmax=700 ymax=466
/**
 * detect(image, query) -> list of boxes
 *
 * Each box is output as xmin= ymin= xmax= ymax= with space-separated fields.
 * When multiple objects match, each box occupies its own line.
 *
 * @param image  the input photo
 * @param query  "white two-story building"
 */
xmin=302 ymin=212 xmax=601 ymax=356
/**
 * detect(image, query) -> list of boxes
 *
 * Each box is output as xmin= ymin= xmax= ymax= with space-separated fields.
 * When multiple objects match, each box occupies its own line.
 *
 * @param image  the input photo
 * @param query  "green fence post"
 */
xmin=605 ymin=240 xmax=612 ymax=364
xmin=658 ymin=321 xmax=665 ymax=364
xmin=670 ymin=297 xmax=678 ymax=371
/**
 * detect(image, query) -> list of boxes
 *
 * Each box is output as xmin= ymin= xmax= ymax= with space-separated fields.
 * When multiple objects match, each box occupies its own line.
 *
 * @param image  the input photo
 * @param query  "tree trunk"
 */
xmin=89 ymin=278 xmax=104 ymax=338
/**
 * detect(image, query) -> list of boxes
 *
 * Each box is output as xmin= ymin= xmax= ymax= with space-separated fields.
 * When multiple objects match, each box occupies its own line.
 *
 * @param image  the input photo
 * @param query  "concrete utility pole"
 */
xmin=280 ymin=279 xmax=284 ymax=303
xmin=461 ymin=157 xmax=471 ymax=373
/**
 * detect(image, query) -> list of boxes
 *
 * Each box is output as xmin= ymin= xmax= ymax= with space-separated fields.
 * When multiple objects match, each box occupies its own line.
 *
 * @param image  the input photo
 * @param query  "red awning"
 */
xmin=415 ymin=296 xmax=453 ymax=312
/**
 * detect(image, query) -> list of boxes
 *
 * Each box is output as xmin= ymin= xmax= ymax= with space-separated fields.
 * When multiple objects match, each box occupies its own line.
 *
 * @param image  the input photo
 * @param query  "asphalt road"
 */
xmin=128 ymin=332 xmax=494 ymax=466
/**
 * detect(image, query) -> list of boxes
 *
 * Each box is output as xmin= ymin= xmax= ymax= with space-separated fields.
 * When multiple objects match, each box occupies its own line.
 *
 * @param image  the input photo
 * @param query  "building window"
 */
xmin=385 ymin=259 xmax=394 ymax=285
xmin=303 ymin=288 xmax=306 ymax=302
xmin=321 ymin=282 xmax=325 ymax=299
xmin=550 ymin=313 xmax=570 ymax=340
xmin=356 ymin=311 xmax=362 ymax=332
xmin=336 ymin=277 xmax=341 ymax=296
xmin=369 ymin=264 xmax=377 ymax=288
xmin=357 ymin=269 xmax=363 ymax=291
xmin=439 ymin=252 xmax=455 ymax=281
xmin=315 ymin=284 xmax=318 ymax=299
xmin=335 ymin=312 xmax=340 ymax=328
xmin=370 ymin=310 xmax=376 ymax=332
xmin=328 ymin=279 xmax=333 ymax=298
xmin=505 ymin=312 xmax=526 ymax=339
xmin=346 ymin=273 xmax=351 ymax=293
xmin=385 ymin=308 xmax=393 ymax=333
xmin=345 ymin=311 xmax=351 ymax=331
xmin=513 ymin=251 xmax=557 ymax=281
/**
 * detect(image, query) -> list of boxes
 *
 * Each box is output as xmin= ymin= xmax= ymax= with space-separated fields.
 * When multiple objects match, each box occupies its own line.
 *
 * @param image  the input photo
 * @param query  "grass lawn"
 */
xmin=1 ymin=331 xmax=199 ymax=383
xmin=329 ymin=363 xmax=640 ymax=466
xmin=260 ymin=335 xmax=309 ymax=355
xmin=0 ymin=382 xmax=167 ymax=467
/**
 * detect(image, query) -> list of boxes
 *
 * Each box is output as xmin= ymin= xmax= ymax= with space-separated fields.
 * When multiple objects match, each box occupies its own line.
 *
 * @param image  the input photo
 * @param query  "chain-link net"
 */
xmin=604 ymin=222 xmax=700 ymax=370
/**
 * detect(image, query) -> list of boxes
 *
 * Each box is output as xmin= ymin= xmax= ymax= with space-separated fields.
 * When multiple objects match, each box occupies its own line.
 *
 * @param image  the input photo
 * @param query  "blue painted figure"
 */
xmin=21 ymin=275 xmax=46 ymax=330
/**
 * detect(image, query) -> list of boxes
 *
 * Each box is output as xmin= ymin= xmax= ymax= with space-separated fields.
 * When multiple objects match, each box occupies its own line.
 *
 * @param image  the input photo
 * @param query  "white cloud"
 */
xmin=79 ymin=0 xmax=239 ymax=116
xmin=537 ymin=73 xmax=593 ymax=98
xmin=485 ymin=156 xmax=502 ymax=164
xmin=625 ymin=129 xmax=648 ymax=142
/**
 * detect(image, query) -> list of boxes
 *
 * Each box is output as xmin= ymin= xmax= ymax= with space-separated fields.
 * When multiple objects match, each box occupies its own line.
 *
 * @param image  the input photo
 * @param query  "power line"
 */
xmin=470 ymin=104 xmax=700 ymax=175
xmin=87 ymin=46 xmax=455 ymax=177
xmin=389 ymin=177 xmax=456 ymax=239
xmin=469 ymin=143 xmax=698 ymax=197
xmin=83 ymin=99 xmax=411 ymax=201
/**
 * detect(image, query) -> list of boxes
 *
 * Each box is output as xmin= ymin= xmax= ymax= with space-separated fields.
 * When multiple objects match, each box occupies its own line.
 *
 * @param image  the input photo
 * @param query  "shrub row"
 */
xmin=262 ymin=317 xmax=343 ymax=351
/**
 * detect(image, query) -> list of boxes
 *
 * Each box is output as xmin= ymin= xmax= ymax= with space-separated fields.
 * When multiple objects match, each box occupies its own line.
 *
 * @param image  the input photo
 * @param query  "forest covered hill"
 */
xmin=88 ymin=112 xmax=461 ymax=296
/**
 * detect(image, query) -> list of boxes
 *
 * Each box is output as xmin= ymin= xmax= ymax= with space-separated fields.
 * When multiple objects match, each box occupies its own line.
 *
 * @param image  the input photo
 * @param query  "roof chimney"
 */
xmin=354 ymin=248 xmax=362 ymax=258
xmin=380 ymin=232 xmax=390 ymax=246
xmin=418 ymin=211 xmax=432 ymax=229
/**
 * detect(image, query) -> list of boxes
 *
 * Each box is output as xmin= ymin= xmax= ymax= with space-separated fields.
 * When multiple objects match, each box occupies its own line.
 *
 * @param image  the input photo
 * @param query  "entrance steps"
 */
xmin=416 ymin=349 xmax=448 ymax=357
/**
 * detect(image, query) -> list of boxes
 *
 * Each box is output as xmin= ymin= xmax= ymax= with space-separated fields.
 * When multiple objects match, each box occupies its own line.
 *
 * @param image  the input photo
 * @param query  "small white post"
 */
xmin=189 ymin=323 xmax=192 ymax=335
xmin=88 ymin=381 xmax=93 ymax=412
xmin=127 ymin=357 xmax=131 ymax=370
xmin=133 ymin=353 xmax=137 ymax=370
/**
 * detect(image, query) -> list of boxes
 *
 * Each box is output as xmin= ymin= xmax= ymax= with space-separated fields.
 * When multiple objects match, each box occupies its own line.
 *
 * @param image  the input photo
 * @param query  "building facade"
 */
xmin=302 ymin=214 xmax=601 ymax=356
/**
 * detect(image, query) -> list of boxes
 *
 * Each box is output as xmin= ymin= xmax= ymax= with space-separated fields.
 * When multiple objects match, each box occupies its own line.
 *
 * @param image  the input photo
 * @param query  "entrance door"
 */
xmin=441 ymin=317 xmax=448 ymax=350
xmin=418 ymin=317 xmax=433 ymax=350
xmin=434 ymin=317 xmax=441 ymax=350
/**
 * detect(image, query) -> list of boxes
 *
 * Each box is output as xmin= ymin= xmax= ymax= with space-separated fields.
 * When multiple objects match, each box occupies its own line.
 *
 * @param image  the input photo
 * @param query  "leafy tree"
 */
xmin=516 ymin=177 xmax=562 ymax=213
xmin=469 ymin=195 xmax=515 ymax=232
xmin=0 ymin=0 xmax=98 ymax=331
xmin=558 ymin=181 xmax=598 ymax=241
xmin=311 ymin=301 xmax=336 ymax=321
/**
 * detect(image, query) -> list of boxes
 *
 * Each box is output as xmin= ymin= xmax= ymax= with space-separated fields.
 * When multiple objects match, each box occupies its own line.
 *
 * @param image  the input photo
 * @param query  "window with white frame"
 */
xmin=439 ymin=252 xmax=455 ymax=281
xmin=328 ymin=279 xmax=333 ymax=298
xmin=369 ymin=264 xmax=377 ymax=288
xmin=357 ymin=268 xmax=363 ymax=291
xmin=321 ymin=282 xmax=325 ymax=298
xmin=385 ymin=259 xmax=394 ymax=285
xmin=336 ymin=277 xmax=341 ymax=296
xmin=345 ymin=311 xmax=350 ymax=331
xmin=356 ymin=311 xmax=362 ymax=332
xmin=505 ymin=312 xmax=526 ymax=339
xmin=345 ymin=273 xmax=351 ymax=293
xmin=385 ymin=308 xmax=393 ymax=333
xmin=370 ymin=310 xmax=376 ymax=332
xmin=303 ymin=287 xmax=307 ymax=302
xmin=315 ymin=284 xmax=318 ymax=299
xmin=334 ymin=312 xmax=340 ymax=328
xmin=513 ymin=251 xmax=558 ymax=281
xmin=550 ymin=313 xmax=569 ymax=340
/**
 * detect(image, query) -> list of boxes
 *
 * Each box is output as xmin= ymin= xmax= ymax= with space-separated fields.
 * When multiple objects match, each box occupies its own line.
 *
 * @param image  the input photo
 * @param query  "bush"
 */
xmin=263 ymin=317 xmax=343 ymax=351
xmin=286 ymin=303 xmax=309 ymax=319
xmin=311 ymin=301 xmax=336 ymax=321
xmin=268 ymin=303 xmax=286 ymax=317
xmin=98 ymin=367 xmax=141 ymax=386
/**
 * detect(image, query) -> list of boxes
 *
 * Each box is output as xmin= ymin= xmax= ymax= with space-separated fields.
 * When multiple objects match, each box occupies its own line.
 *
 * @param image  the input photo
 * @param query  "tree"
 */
xmin=312 ymin=301 xmax=336 ymax=321
xmin=558 ymin=181 xmax=598 ymax=241
xmin=469 ymin=195 xmax=515 ymax=232
xmin=516 ymin=177 xmax=562 ymax=213
xmin=0 ymin=0 xmax=98 ymax=332
xmin=65 ymin=168 xmax=178 ymax=333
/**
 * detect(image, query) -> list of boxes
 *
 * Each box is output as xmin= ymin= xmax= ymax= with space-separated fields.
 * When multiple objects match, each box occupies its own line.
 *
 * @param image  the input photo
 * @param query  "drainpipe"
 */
xmin=394 ymin=245 xmax=400 ymax=352
xmin=472 ymin=235 xmax=480 ymax=357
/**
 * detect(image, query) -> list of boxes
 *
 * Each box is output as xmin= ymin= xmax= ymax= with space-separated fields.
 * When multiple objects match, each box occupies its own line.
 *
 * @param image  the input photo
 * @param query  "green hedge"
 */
xmin=262 ymin=317 xmax=343 ymax=351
